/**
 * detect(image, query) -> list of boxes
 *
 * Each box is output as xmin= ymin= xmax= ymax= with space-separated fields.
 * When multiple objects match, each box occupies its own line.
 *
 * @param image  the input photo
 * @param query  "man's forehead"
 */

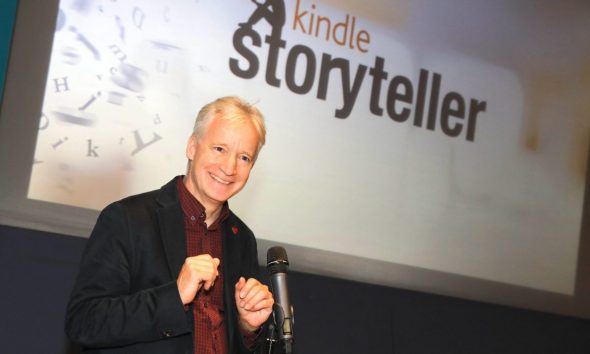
xmin=203 ymin=118 xmax=259 ymax=148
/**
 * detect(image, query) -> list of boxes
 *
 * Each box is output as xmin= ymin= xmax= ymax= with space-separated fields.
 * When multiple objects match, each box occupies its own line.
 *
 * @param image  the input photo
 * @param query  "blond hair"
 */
xmin=193 ymin=96 xmax=266 ymax=155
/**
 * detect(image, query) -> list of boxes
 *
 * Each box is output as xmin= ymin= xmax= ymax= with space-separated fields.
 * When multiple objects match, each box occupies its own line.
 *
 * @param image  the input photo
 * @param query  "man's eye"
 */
xmin=239 ymin=155 xmax=251 ymax=163
xmin=213 ymin=146 xmax=224 ymax=152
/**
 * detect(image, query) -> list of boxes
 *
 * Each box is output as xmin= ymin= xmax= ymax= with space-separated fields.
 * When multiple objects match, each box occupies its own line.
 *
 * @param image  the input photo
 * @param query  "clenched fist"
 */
xmin=176 ymin=254 xmax=220 ymax=305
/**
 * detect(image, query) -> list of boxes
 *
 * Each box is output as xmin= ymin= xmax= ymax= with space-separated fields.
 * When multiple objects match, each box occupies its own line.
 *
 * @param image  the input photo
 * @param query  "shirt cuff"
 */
xmin=239 ymin=324 xmax=262 ymax=349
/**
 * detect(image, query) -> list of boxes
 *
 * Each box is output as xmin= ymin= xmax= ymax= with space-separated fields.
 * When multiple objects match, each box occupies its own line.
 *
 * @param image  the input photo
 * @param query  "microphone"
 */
xmin=267 ymin=246 xmax=294 ymax=354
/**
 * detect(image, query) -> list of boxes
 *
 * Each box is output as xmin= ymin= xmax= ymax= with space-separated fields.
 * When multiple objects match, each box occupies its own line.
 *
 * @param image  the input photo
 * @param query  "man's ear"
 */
xmin=186 ymin=135 xmax=196 ymax=160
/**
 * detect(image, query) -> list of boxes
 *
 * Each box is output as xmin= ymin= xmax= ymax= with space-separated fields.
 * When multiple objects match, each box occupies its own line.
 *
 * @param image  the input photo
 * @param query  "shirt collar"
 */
xmin=176 ymin=175 xmax=229 ymax=230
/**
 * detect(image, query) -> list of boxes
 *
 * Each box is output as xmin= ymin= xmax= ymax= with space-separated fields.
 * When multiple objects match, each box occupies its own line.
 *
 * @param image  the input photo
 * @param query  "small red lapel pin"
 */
xmin=232 ymin=226 xmax=239 ymax=235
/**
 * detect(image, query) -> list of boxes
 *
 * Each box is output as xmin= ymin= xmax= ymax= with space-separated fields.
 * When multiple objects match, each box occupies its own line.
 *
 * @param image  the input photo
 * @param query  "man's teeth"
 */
xmin=211 ymin=174 xmax=230 ymax=184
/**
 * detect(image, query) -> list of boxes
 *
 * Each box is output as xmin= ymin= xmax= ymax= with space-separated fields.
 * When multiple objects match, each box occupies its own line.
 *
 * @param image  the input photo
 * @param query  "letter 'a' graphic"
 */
xmin=238 ymin=0 xmax=286 ymax=39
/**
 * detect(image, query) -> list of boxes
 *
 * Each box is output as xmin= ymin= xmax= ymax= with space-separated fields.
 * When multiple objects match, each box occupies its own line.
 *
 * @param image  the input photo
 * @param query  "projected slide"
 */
xmin=29 ymin=0 xmax=588 ymax=295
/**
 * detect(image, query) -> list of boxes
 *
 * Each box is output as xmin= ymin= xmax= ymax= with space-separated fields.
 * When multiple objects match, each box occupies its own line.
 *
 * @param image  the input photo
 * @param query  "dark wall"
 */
xmin=1 ymin=224 xmax=589 ymax=354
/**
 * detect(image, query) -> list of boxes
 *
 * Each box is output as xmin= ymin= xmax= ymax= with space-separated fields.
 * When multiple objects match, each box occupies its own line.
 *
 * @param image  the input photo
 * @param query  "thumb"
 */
xmin=235 ymin=276 xmax=245 ymax=289
xmin=234 ymin=277 xmax=246 ymax=298
xmin=213 ymin=257 xmax=220 ymax=268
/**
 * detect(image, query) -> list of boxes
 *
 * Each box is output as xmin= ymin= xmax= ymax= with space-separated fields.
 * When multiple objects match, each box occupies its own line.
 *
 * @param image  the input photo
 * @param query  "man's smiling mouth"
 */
xmin=210 ymin=173 xmax=231 ymax=185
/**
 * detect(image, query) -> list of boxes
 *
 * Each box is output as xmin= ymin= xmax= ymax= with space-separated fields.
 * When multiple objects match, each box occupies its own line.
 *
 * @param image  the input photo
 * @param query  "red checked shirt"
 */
xmin=177 ymin=178 xmax=229 ymax=354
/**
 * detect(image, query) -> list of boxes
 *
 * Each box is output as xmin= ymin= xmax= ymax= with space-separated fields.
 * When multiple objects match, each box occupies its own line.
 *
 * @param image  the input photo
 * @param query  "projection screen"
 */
xmin=1 ymin=0 xmax=589 ymax=319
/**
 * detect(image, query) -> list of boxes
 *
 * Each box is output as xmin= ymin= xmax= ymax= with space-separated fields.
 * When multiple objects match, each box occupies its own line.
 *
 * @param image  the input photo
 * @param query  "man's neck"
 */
xmin=204 ymin=206 xmax=222 ymax=228
xmin=181 ymin=175 xmax=223 ymax=228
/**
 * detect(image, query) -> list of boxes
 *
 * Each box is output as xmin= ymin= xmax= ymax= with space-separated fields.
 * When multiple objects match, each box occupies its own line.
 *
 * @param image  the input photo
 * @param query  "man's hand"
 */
xmin=176 ymin=254 xmax=220 ymax=305
xmin=234 ymin=277 xmax=274 ymax=332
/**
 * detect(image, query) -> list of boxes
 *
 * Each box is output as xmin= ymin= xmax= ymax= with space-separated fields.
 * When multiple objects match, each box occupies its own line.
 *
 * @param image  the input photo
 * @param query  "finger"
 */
xmin=203 ymin=272 xmax=218 ymax=290
xmin=177 ymin=255 xmax=215 ymax=304
xmin=235 ymin=277 xmax=246 ymax=295
xmin=238 ymin=278 xmax=260 ymax=300
xmin=186 ymin=254 xmax=213 ymax=263
xmin=242 ymin=286 xmax=273 ymax=311
xmin=182 ymin=256 xmax=217 ymax=290
xmin=246 ymin=297 xmax=274 ymax=312
xmin=203 ymin=260 xmax=221 ymax=290
xmin=234 ymin=277 xmax=247 ymax=305
xmin=239 ymin=280 xmax=270 ymax=308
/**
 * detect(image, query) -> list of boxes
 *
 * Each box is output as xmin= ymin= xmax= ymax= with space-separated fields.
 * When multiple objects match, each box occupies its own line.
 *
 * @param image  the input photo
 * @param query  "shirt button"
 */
xmin=190 ymin=215 xmax=196 ymax=221
xmin=199 ymin=212 xmax=205 ymax=219
xmin=162 ymin=329 xmax=174 ymax=337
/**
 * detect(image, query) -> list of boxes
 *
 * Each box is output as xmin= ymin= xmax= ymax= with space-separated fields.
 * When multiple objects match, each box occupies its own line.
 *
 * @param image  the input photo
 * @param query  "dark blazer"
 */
xmin=66 ymin=177 xmax=264 ymax=353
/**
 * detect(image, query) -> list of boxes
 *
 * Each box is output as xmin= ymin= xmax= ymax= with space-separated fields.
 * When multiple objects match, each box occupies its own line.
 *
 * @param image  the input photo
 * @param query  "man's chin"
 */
xmin=206 ymin=183 xmax=244 ymax=203
xmin=207 ymin=190 xmax=234 ymax=204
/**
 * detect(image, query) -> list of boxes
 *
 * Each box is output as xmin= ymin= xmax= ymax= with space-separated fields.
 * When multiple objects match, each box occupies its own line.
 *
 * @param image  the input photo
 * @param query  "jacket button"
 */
xmin=162 ymin=329 xmax=174 ymax=337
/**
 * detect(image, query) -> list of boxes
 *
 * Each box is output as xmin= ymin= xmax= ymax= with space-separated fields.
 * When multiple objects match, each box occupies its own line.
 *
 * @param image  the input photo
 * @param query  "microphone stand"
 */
xmin=278 ymin=316 xmax=294 ymax=354
xmin=265 ymin=246 xmax=294 ymax=354
xmin=264 ymin=322 xmax=294 ymax=354
xmin=264 ymin=323 xmax=279 ymax=354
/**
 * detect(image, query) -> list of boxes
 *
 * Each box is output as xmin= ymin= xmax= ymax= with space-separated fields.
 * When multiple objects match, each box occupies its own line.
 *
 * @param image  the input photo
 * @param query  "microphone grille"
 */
xmin=267 ymin=246 xmax=289 ymax=273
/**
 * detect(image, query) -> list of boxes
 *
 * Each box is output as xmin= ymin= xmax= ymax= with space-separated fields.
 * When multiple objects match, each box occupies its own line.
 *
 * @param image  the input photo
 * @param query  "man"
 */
xmin=66 ymin=96 xmax=274 ymax=353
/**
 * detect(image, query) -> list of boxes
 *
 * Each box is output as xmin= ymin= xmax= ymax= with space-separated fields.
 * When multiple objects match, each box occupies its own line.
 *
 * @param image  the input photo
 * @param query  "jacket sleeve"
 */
xmin=65 ymin=202 xmax=191 ymax=348
xmin=242 ymin=226 xmax=273 ymax=353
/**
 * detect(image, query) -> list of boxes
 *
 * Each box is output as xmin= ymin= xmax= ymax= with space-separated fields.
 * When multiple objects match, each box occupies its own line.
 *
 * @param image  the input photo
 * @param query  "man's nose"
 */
xmin=220 ymin=155 xmax=237 ymax=175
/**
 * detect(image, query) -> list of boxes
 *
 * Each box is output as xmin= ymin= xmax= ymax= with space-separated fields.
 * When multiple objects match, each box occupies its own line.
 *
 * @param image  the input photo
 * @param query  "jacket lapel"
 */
xmin=222 ymin=216 xmax=243 ymax=351
xmin=156 ymin=177 xmax=187 ymax=278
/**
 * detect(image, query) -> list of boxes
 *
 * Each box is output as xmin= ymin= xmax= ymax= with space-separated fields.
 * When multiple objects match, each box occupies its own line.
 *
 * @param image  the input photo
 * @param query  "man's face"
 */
xmin=185 ymin=116 xmax=259 ymax=211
